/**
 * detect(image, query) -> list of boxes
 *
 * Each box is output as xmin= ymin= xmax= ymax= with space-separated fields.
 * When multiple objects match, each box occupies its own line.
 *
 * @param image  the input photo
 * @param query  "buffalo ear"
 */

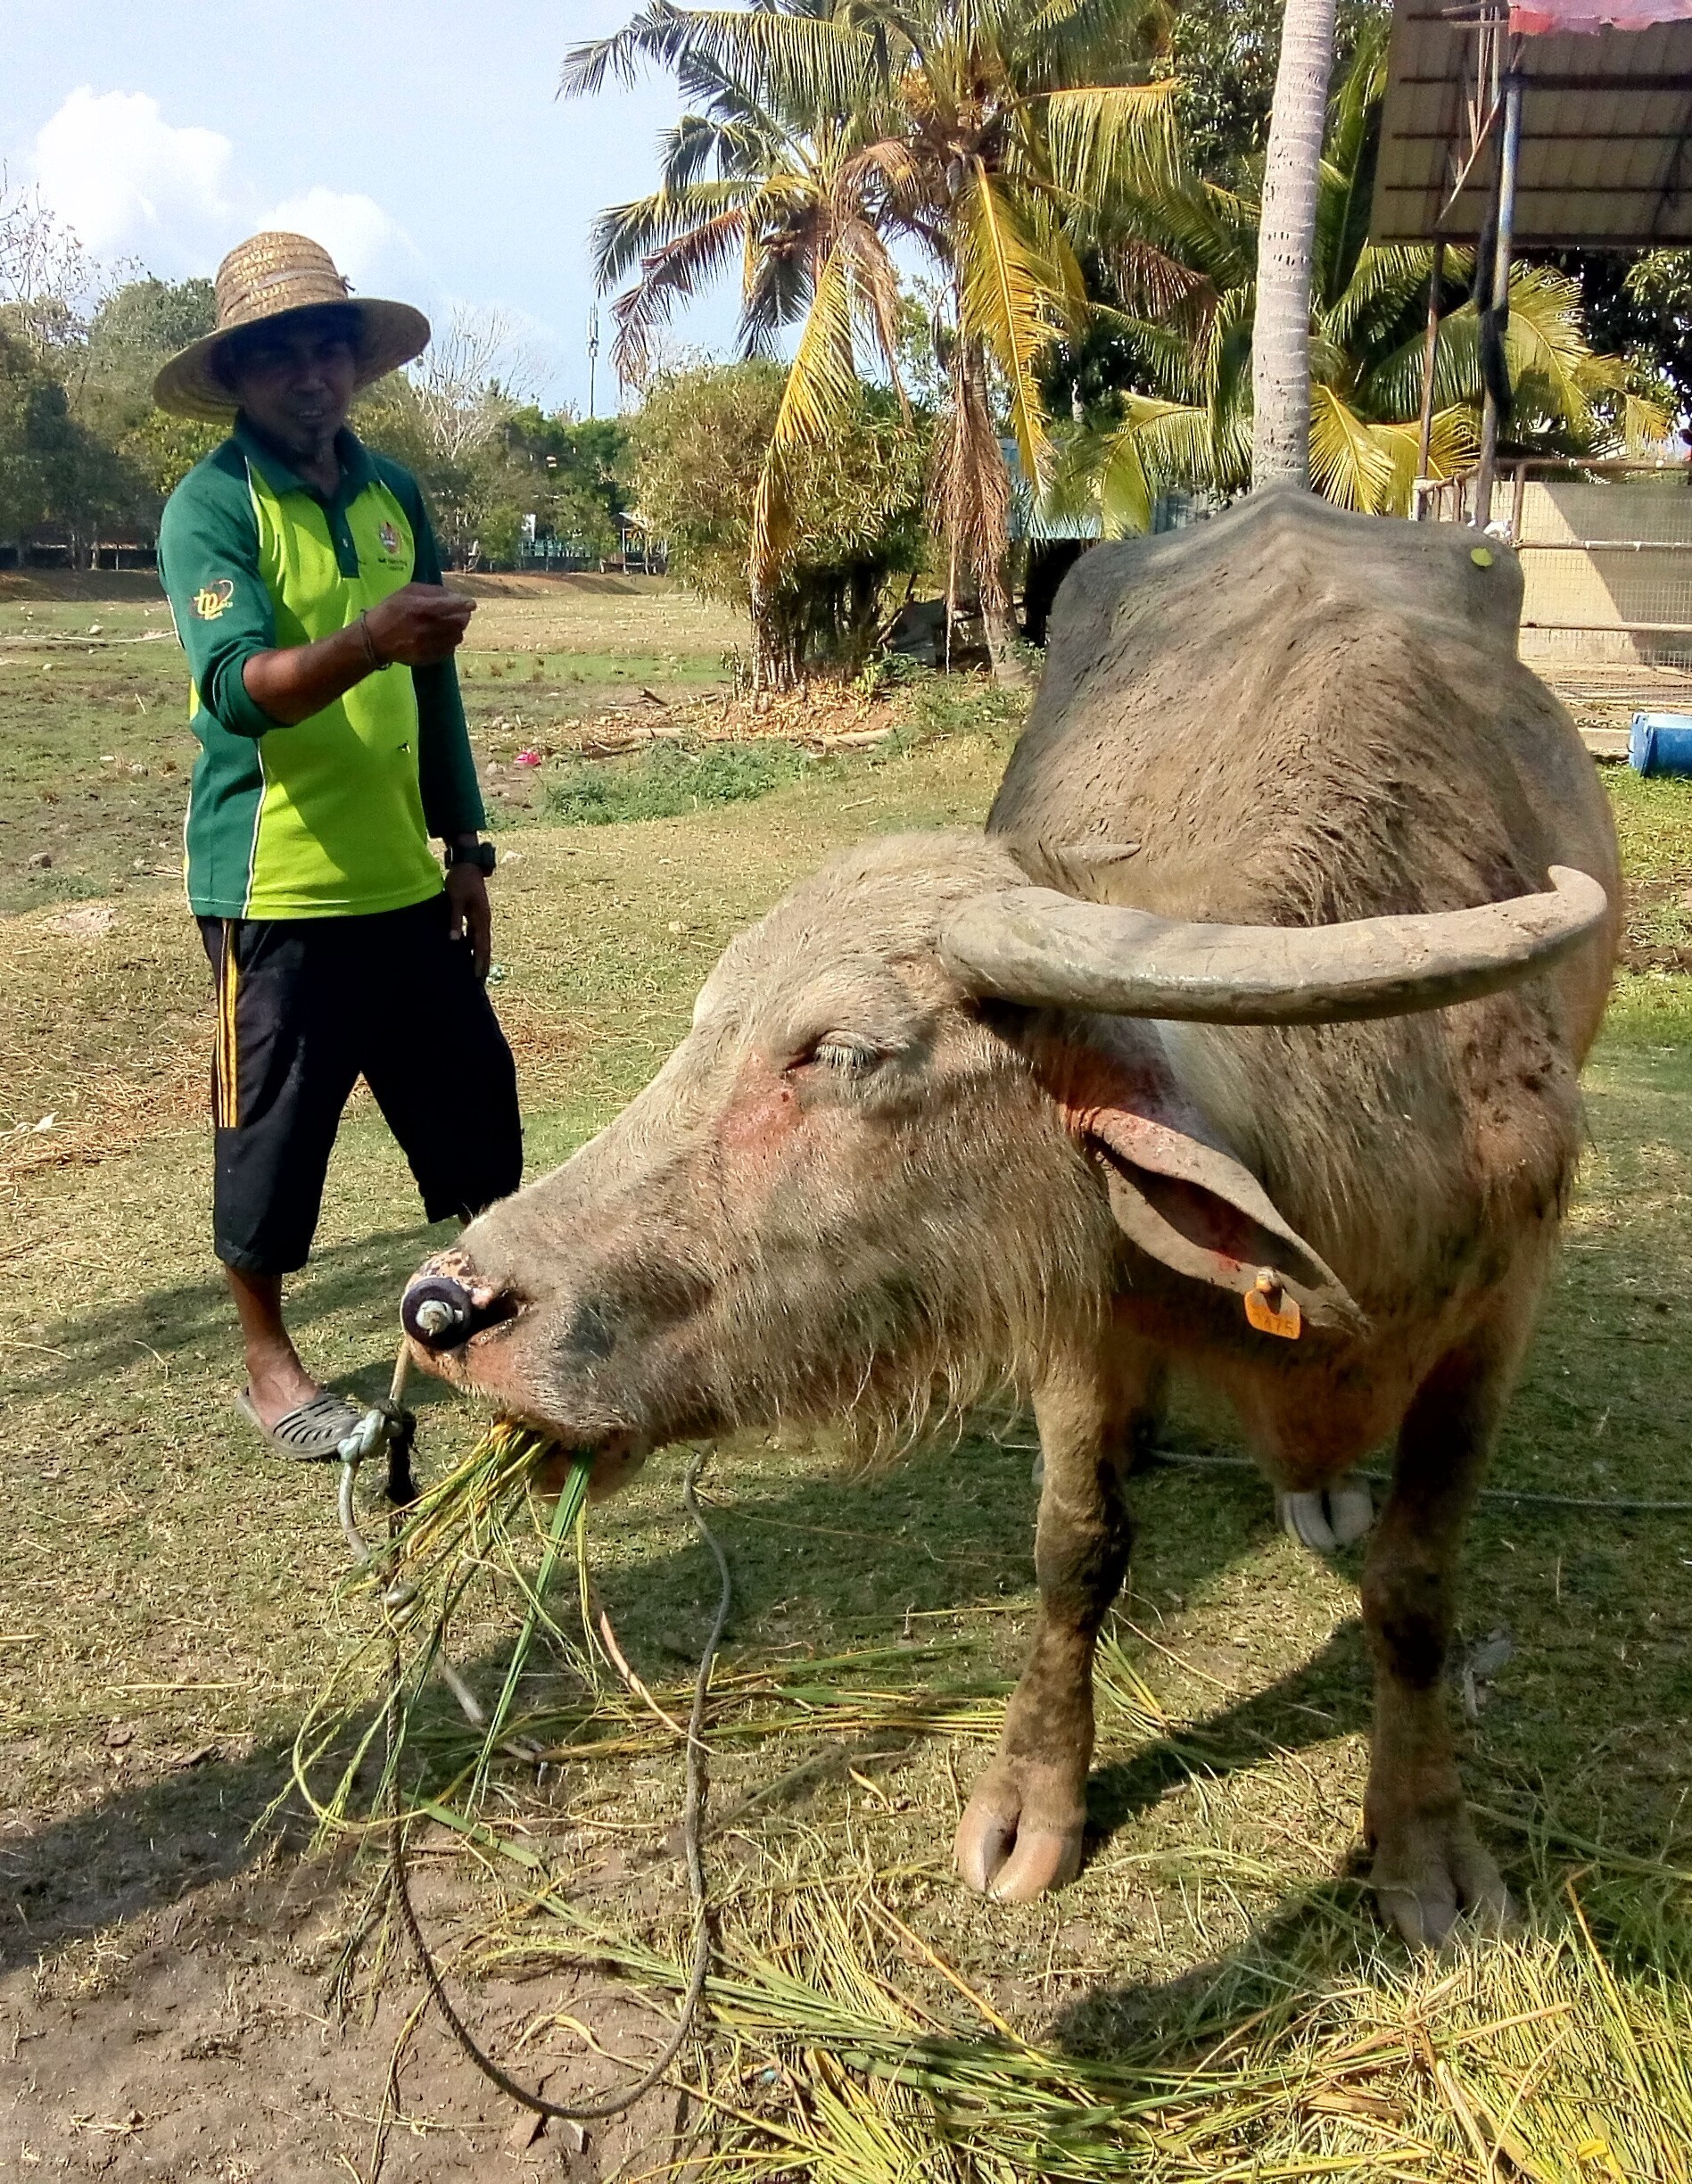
xmin=1006 ymin=836 xmax=1143 ymax=901
xmin=1085 ymin=1105 xmax=1362 ymax=1335
xmin=1033 ymin=1026 xmax=1363 ymax=1336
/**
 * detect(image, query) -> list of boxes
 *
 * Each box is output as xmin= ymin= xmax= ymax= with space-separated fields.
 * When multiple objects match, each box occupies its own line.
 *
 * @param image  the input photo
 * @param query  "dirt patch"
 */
xmin=0 ymin=574 xmax=167 ymax=605
xmin=41 ymin=904 xmax=119 ymax=939
xmin=2 ymin=1855 xmax=681 ymax=2181
xmin=1621 ymin=872 xmax=1692 ymax=972
xmin=449 ymin=571 xmax=668 ymax=600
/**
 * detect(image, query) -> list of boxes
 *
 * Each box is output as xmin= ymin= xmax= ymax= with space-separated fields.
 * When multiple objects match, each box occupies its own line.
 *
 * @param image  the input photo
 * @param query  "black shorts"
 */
xmin=199 ymin=893 xmax=523 ymax=1276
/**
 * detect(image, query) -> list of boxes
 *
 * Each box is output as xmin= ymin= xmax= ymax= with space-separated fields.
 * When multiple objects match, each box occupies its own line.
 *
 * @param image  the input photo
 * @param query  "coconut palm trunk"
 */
xmin=1252 ymin=0 xmax=1340 ymax=489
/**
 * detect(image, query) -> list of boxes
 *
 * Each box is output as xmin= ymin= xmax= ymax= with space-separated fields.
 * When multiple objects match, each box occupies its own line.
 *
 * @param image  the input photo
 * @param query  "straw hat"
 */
xmin=153 ymin=231 xmax=431 ymax=420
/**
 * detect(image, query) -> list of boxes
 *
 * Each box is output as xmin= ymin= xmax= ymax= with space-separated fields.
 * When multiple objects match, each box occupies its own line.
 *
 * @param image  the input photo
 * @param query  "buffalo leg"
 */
xmin=955 ymin=1339 xmax=1162 ymax=1903
xmin=1362 ymin=1320 xmax=1521 ymax=1947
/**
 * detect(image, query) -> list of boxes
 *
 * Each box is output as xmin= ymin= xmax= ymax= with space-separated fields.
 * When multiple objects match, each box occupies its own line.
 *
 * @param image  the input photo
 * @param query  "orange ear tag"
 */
xmin=1244 ymin=1269 xmax=1301 ymax=1340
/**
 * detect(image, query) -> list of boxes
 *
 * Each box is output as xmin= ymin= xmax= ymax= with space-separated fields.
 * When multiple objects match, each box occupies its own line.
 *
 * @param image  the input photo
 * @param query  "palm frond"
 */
xmin=590 ymin=178 xmax=767 ymax=290
xmin=562 ymin=1 xmax=693 ymax=97
xmin=660 ymin=109 xmax=789 ymax=191
xmin=749 ymin=236 xmax=862 ymax=586
xmin=607 ymin=206 xmax=753 ymax=385
xmin=645 ymin=4 xmax=884 ymax=120
xmin=930 ymin=338 xmax=1013 ymax=606
xmin=1309 ymin=382 xmax=1403 ymax=511
xmin=1320 ymin=17 xmax=1391 ymax=294
xmin=739 ymin=233 xmax=815 ymax=354
xmin=840 ymin=218 xmax=910 ymax=400
xmin=1499 ymin=266 xmax=1605 ymax=434
xmin=1048 ymin=393 xmax=1201 ymax=535
xmin=953 ymin=160 xmax=1063 ymax=484
xmin=1322 ymin=243 xmax=1431 ymax=352
xmin=1605 ymin=385 xmax=1676 ymax=456
xmin=1039 ymin=83 xmax=1178 ymax=226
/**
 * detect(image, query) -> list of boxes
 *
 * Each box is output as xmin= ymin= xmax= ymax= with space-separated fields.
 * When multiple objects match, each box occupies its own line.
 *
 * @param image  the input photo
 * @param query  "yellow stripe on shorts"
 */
xmin=217 ymin=922 xmax=240 ymax=1129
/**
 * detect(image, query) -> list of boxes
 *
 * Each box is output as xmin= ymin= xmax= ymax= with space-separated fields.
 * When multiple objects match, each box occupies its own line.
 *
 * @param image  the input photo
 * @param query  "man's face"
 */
xmin=224 ymin=310 xmax=359 ymax=456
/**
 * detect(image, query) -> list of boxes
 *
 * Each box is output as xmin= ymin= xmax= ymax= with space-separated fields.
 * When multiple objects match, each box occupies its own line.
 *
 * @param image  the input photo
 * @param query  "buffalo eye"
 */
xmin=803 ymin=1034 xmax=883 ymax=1078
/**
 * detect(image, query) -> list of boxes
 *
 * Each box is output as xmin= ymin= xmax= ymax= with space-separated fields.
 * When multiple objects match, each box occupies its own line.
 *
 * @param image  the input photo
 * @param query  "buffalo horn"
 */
xmin=939 ymin=865 xmax=1609 ymax=1024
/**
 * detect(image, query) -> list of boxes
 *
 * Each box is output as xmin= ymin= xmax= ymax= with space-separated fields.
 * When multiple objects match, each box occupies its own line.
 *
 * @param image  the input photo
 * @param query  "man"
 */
xmin=154 ymin=231 xmax=522 ymax=1459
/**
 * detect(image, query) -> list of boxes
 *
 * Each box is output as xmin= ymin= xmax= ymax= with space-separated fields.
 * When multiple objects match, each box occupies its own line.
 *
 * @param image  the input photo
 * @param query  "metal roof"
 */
xmin=1371 ymin=0 xmax=1692 ymax=246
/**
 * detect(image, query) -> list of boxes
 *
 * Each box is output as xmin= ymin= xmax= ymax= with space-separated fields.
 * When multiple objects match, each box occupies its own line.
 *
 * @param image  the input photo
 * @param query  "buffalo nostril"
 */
xmin=402 ymin=1275 xmax=479 ymax=1351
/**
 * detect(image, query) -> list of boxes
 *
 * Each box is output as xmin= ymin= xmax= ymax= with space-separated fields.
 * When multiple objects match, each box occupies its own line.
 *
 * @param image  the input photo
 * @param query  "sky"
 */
xmin=0 ymin=0 xmax=744 ymax=414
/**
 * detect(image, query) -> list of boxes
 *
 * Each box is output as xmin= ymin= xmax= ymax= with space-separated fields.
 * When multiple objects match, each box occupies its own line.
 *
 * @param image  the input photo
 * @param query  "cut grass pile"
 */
xmin=484 ymin=1880 xmax=1692 ymax=2182
xmin=309 ymin=1410 xmax=1692 ymax=2181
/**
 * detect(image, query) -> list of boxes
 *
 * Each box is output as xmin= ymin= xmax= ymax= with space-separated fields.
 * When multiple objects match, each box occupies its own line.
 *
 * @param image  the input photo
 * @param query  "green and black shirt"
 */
xmin=158 ymin=421 xmax=484 ymax=919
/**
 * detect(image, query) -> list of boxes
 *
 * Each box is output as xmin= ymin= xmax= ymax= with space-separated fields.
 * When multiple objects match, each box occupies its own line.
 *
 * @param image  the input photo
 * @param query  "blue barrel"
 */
xmin=1629 ymin=712 xmax=1692 ymax=777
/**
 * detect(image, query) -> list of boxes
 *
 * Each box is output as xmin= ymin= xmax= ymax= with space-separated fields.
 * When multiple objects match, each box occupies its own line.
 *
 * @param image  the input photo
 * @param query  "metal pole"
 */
xmin=1473 ymin=70 xmax=1523 ymax=529
xmin=1416 ymin=238 xmax=1446 ymax=503
xmin=587 ymin=306 xmax=600 ymax=421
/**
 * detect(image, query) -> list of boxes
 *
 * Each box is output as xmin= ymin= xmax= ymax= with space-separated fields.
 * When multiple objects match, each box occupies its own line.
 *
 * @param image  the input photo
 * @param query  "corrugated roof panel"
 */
xmin=1371 ymin=0 xmax=1692 ymax=244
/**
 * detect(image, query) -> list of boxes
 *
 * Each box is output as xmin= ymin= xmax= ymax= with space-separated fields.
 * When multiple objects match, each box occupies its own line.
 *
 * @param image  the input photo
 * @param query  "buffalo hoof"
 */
xmin=1369 ymin=1812 xmax=1515 ymax=1949
xmin=1278 ymin=1472 xmax=1374 ymax=1553
xmin=954 ymin=1760 xmax=1085 ymax=1903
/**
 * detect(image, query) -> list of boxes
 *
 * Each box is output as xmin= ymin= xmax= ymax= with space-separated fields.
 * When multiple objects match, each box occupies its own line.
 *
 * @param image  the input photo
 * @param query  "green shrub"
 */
xmin=542 ymin=738 xmax=819 ymax=826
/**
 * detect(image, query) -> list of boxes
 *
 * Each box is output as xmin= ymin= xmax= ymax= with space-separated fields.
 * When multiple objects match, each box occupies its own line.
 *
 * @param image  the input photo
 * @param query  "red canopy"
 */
xmin=1512 ymin=0 xmax=1692 ymax=29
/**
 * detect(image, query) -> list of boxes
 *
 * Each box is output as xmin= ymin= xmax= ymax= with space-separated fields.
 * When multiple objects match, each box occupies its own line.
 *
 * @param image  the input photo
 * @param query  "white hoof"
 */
xmin=1279 ymin=1473 xmax=1374 ymax=1552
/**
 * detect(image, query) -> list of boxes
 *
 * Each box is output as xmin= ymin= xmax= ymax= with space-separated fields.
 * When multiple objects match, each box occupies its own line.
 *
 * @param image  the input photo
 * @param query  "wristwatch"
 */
xmin=445 ymin=839 xmax=496 ymax=876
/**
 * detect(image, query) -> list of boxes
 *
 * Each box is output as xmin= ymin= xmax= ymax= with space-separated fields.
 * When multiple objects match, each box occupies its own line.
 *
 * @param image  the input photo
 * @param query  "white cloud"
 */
xmin=24 ymin=89 xmax=422 ymax=298
xmin=33 ymin=87 xmax=233 ymax=263
xmin=19 ymin=86 xmax=557 ymax=387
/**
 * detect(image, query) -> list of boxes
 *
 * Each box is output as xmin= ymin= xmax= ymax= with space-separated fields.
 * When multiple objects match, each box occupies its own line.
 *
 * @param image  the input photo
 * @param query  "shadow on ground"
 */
xmin=7 ymin=1220 xmax=463 ymax=1411
xmin=6 ymin=1175 xmax=1692 ymax=2074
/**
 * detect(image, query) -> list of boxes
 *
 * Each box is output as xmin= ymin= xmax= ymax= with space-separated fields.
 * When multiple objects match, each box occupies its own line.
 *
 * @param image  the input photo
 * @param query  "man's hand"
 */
xmin=445 ymin=860 xmax=492 ymax=981
xmin=365 ymin=583 xmax=475 ymax=666
xmin=243 ymin=583 xmax=475 ymax=725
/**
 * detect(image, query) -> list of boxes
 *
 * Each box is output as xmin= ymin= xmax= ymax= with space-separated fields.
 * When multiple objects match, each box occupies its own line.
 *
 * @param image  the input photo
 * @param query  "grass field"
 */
xmin=3 ymin=575 xmax=1692 ymax=2180
xmin=0 ymin=575 xmax=743 ymax=914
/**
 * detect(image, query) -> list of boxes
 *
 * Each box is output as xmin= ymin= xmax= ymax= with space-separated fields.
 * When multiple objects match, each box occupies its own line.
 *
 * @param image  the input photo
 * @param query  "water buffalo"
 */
xmin=404 ymin=486 xmax=1617 ymax=1946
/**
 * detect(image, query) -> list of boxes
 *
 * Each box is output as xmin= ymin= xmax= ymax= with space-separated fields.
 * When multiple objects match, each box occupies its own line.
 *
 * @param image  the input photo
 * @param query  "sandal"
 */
xmin=235 ymin=1387 xmax=367 ymax=1461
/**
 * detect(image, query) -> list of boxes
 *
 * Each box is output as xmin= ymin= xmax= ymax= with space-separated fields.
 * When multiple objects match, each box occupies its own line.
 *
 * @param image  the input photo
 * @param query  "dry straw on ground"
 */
xmin=303 ymin=1419 xmax=1692 ymax=2184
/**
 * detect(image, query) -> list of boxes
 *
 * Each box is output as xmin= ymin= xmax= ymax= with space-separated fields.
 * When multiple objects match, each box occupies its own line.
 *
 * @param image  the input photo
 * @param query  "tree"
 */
xmin=565 ymin=0 xmax=1176 ymax=687
xmin=0 ymin=326 xmax=46 ymax=537
xmin=1160 ymin=0 xmax=1387 ymax=184
xmin=351 ymin=308 xmax=553 ymax=566
xmin=79 ymin=277 xmax=223 ymax=499
xmin=408 ymin=305 xmax=539 ymax=463
xmin=627 ymin=360 xmax=927 ymax=681
xmin=1052 ymin=29 xmax=1663 ymax=526
xmin=1252 ymin=0 xmax=1340 ymax=486
xmin=0 ymin=170 xmax=94 ymax=360
xmin=0 ymin=326 xmax=148 ymax=554
xmin=499 ymin=407 xmax=629 ymax=560
xmin=1560 ymin=247 xmax=1692 ymax=419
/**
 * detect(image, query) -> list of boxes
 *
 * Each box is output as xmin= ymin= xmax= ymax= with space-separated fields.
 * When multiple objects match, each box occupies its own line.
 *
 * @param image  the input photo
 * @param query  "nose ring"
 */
xmin=401 ymin=1276 xmax=479 ymax=1350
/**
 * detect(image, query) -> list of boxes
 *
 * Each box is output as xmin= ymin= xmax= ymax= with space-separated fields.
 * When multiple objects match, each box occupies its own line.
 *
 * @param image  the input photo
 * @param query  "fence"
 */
xmin=514 ymin=519 xmax=667 ymax=577
xmin=1414 ymin=457 xmax=1692 ymax=685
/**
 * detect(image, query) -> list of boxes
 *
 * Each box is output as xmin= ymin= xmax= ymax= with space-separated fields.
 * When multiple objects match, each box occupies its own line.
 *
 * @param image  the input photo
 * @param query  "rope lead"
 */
xmin=341 ymin=1352 xmax=730 ymax=2127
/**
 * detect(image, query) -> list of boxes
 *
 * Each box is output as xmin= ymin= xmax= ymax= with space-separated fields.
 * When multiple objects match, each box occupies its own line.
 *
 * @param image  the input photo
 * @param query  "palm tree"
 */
xmin=1252 ymin=0 xmax=1339 ymax=487
xmin=563 ymin=0 xmax=1176 ymax=686
xmin=1052 ymin=26 xmax=1660 ymax=530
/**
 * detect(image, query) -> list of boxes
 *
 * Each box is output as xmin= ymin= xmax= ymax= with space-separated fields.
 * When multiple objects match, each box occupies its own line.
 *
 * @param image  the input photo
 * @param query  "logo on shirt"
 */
xmin=377 ymin=521 xmax=401 ymax=555
xmin=192 ymin=578 xmax=235 ymax=622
